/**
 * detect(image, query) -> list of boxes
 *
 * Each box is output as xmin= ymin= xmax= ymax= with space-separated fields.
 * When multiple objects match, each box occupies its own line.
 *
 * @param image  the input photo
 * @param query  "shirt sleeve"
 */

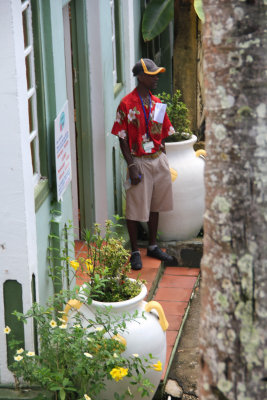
xmin=111 ymin=101 xmax=128 ymax=140
xmin=161 ymin=112 xmax=175 ymax=139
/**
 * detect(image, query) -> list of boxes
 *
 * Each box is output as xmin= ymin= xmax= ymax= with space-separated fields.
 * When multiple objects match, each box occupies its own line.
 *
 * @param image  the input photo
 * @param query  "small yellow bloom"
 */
xmin=26 ymin=351 xmax=35 ymax=357
xmin=4 ymin=326 xmax=11 ymax=334
xmin=113 ymin=353 xmax=118 ymax=358
xmin=84 ymin=395 xmax=91 ymax=400
xmin=85 ymin=259 xmax=94 ymax=272
xmin=110 ymin=367 xmax=128 ymax=382
xmin=16 ymin=348 xmax=24 ymax=355
xmin=59 ymin=324 xmax=67 ymax=329
xmin=84 ymin=352 xmax=93 ymax=358
xmin=132 ymin=353 xmax=139 ymax=358
xmin=152 ymin=360 xmax=162 ymax=372
xmin=58 ymin=317 xmax=66 ymax=323
xmin=50 ymin=320 xmax=57 ymax=328
xmin=70 ymin=260 xmax=80 ymax=271
xmin=95 ymin=326 xmax=104 ymax=332
xmin=73 ymin=324 xmax=81 ymax=329
xmin=14 ymin=355 xmax=23 ymax=362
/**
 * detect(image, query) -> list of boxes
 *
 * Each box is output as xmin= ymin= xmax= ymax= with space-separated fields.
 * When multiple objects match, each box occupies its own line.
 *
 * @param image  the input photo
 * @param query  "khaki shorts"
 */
xmin=125 ymin=152 xmax=173 ymax=222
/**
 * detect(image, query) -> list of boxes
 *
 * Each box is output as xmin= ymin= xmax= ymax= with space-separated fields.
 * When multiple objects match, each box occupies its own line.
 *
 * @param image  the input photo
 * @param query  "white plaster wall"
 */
xmin=0 ymin=0 xmax=38 ymax=383
xmin=123 ymin=0 xmax=136 ymax=93
xmin=86 ymin=0 xmax=108 ymax=226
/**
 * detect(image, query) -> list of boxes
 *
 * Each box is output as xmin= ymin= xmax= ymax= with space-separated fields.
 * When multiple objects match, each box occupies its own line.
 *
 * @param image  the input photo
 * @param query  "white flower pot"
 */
xmin=158 ymin=135 xmax=205 ymax=241
xmin=66 ymin=282 xmax=168 ymax=400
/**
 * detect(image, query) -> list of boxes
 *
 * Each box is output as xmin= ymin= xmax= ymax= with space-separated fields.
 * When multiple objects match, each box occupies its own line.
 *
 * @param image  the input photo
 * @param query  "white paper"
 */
xmin=153 ymin=103 xmax=167 ymax=124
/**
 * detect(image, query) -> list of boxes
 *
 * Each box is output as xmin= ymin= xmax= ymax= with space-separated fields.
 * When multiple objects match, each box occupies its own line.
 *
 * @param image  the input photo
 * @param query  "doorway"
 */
xmin=62 ymin=1 xmax=95 ymax=238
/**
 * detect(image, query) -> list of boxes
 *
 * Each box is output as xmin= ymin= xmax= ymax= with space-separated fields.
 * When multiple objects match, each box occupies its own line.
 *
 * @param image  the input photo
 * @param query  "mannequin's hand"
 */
xmin=129 ymin=165 xmax=142 ymax=185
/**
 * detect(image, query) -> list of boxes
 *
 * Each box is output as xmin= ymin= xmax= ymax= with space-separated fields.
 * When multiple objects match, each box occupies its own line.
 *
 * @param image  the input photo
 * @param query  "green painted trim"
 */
xmin=4 ymin=281 xmax=25 ymax=367
xmin=70 ymin=0 xmax=95 ymax=230
xmin=114 ymin=82 xmax=124 ymax=97
xmin=114 ymin=0 xmax=123 ymax=84
xmin=31 ymin=1 xmax=49 ymax=179
xmin=34 ymin=179 xmax=50 ymax=212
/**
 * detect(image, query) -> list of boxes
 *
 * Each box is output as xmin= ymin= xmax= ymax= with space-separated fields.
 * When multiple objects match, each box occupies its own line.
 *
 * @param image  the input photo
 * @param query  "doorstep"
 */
xmin=74 ymin=242 xmax=200 ymax=382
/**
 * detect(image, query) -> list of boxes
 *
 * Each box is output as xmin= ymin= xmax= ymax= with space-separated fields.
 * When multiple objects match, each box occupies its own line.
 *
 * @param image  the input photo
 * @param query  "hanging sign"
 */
xmin=54 ymin=101 xmax=72 ymax=201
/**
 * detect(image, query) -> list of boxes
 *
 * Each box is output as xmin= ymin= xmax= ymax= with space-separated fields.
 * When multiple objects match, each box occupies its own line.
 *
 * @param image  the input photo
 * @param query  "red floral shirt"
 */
xmin=111 ymin=88 xmax=174 ymax=156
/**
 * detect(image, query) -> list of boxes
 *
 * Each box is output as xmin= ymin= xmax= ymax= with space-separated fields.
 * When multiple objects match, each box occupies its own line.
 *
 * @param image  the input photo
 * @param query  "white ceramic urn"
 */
xmin=65 ymin=283 xmax=168 ymax=400
xmin=158 ymin=134 xmax=205 ymax=241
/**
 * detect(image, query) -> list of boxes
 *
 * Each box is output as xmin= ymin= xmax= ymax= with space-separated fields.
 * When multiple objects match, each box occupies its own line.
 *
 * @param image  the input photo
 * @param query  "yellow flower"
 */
xmin=14 ymin=355 xmax=23 ymax=362
xmin=152 ymin=360 xmax=162 ymax=372
xmin=73 ymin=324 xmax=81 ymax=329
xmin=4 ymin=326 xmax=11 ymax=334
xmin=70 ymin=260 xmax=80 ymax=271
xmin=113 ymin=353 xmax=118 ymax=358
xmin=95 ymin=326 xmax=104 ymax=332
xmin=84 ymin=352 xmax=93 ymax=358
xmin=58 ymin=317 xmax=66 ymax=323
xmin=50 ymin=320 xmax=57 ymax=328
xmin=85 ymin=259 xmax=94 ymax=272
xmin=132 ymin=353 xmax=139 ymax=358
xmin=26 ymin=351 xmax=35 ymax=357
xmin=110 ymin=367 xmax=128 ymax=382
xmin=59 ymin=324 xmax=67 ymax=329
xmin=84 ymin=395 xmax=91 ymax=400
xmin=16 ymin=348 xmax=24 ymax=355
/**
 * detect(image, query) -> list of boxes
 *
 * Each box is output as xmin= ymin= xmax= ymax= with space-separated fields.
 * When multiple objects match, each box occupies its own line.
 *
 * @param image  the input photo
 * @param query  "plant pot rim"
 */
xmin=79 ymin=278 xmax=147 ymax=309
xmin=165 ymin=134 xmax=197 ymax=147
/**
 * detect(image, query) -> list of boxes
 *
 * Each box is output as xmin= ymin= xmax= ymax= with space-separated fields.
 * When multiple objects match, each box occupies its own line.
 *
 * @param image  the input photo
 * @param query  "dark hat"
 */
xmin=132 ymin=58 xmax=166 ymax=76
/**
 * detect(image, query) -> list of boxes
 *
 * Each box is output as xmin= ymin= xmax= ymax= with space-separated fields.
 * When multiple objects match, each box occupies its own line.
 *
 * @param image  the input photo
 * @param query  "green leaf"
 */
xmin=59 ymin=388 xmax=66 ymax=400
xmin=142 ymin=0 xmax=174 ymax=42
xmin=194 ymin=0 xmax=205 ymax=22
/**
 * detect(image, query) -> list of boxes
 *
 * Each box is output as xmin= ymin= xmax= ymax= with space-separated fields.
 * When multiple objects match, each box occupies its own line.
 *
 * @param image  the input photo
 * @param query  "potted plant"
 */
xmin=7 ymin=218 xmax=168 ymax=400
xmin=157 ymin=90 xmax=206 ymax=241
xmin=65 ymin=218 xmax=169 ymax=399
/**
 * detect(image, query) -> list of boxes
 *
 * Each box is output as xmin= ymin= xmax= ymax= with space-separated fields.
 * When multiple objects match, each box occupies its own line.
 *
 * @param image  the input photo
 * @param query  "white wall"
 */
xmin=0 ymin=0 xmax=38 ymax=383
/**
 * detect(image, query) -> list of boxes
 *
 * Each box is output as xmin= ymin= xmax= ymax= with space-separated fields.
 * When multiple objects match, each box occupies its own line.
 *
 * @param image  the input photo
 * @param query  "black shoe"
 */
xmin=147 ymin=246 xmax=178 ymax=266
xmin=130 ymin=252 xmax=143 ymax=270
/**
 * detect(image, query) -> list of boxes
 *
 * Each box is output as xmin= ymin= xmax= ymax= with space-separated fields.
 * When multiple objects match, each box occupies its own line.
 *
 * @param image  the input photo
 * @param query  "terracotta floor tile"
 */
xmin=128 ymin=268 xmax=158 ymax=283
xmin=166 ymin=314 xmax=182 ymax=331
xmin=158 ymin=300 xmax=187 ymax=316
xmin=166 ymin=330 xmax=177 ymax=347
xmin=165 ymin=267 xmax=200 ymax=276
xmin=162 ymin=344 xmax=173 ymax=379
xmin=155 ymin=287 xmax=192 ymax=302
xmin=159 ymin=275 xmax=197 ymax=289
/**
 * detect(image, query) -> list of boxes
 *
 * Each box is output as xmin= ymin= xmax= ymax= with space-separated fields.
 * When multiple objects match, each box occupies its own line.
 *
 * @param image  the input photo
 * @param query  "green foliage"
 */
xmin=142 ymin=0 xmax=174 ymax=42
xmin=194 ymin=0 xmax=205 ymax=22
xmin=73 ymin=218 xmax=144 ymax=303
xmin=4 ymin=216 xmax=160 ymax=399
xmin=8 ymin=295 xmax=155 ymax=400
xmin=157 ymin=90 xmax=192 ymax=142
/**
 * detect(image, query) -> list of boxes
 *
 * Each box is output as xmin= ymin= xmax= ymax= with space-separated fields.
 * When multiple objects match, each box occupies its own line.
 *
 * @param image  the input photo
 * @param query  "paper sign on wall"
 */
xmin=55 ymin=101 xmax=72 ymax=201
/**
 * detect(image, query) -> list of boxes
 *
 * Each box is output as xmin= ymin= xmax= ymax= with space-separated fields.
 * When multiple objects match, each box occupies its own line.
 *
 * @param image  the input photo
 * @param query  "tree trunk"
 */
xmin=199 ymin=1 xmax=267 ymax=399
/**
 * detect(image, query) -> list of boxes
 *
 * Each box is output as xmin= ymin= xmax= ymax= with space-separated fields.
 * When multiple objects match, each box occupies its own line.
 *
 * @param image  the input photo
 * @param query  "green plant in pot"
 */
xmin=157 ymin=89 xmax=192 ymax=142
xmin=70 ymin=218 xmax=144 ymax=302
xmin=6 ymin=217 xmax=161 ymax=400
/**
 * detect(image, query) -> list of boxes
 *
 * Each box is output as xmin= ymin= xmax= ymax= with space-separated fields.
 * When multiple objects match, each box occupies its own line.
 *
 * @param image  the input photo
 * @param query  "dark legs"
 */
xmin=126 ymin=211 xmax=159 ymax=252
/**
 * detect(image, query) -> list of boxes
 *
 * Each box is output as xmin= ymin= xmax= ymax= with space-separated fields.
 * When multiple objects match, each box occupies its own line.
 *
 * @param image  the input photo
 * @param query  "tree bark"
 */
xmin=199 ymin=1 xmax=267 ymax=399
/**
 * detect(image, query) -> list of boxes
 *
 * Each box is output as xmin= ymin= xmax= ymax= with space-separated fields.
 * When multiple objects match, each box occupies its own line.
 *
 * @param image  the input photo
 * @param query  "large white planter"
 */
xmin=66 ymin=283 xmax=168 ymax=400
xmin=158 ymin=135 xmax=205 ymax=241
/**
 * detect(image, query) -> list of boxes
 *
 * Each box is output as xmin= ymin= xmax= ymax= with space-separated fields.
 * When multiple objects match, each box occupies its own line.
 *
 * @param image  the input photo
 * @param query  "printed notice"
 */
xmin=153 ymin=103 xmax=167 ymax=124
xmin=55 ymin=101 xmax=72 ymax=201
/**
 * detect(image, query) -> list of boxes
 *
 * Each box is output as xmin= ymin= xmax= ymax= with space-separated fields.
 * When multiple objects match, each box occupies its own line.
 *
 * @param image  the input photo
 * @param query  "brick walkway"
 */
xmin=75 ymin=242 xmax=200 ymax=380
